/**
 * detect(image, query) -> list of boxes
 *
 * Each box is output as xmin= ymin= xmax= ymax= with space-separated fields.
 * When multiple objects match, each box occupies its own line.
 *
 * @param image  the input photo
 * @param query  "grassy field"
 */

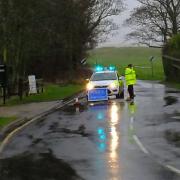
xmin=88 ymin=47 xmax=164 ymax=80
xmin=2 ymin=84 xmax=83 ymax=106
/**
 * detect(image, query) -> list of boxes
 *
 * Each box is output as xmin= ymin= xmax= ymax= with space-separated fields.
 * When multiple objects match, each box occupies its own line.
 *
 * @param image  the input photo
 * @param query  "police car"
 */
xmin=86 ymin=66 xmax=124 ymax=101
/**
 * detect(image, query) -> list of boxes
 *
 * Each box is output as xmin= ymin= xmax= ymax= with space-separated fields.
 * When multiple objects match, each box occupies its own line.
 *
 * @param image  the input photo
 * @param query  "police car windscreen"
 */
xmin=91 ymin=72 xmax=117 ymax=81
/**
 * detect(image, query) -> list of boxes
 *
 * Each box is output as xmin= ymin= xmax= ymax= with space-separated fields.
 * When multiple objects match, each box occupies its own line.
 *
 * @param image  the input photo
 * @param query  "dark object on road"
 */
xmin=61 ymin=125 xmax=89 ymax=137
xmin=165 ymin=130 xmax=180 ymax=147
xmin=164 ymin=96 xmax=178 ymax=106
xmin=0 ymin=152 xmax=82 ymax=180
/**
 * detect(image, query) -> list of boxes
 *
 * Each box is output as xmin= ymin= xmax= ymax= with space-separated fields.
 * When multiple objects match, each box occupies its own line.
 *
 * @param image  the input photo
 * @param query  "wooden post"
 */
xmin=3 ymin=85 xmax=6 ymax=105
xmin=151 ymin=61 xmax=154 ymax=78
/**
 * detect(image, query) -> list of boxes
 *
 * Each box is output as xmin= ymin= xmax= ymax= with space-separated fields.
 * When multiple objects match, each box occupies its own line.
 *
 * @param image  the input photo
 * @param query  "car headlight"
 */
xmin=110 ymin=82 xmax=118 ymax=89
xmin=86 ymin=83 xmax=94 ymax=91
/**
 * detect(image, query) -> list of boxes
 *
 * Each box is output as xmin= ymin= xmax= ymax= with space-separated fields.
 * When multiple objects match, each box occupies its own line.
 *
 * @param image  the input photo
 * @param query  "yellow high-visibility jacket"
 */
xmin=119 ymin=79 xmax=124 ymax=88
xmin=125 ymin=67 xmax=136 ymax=86
xmin=128 ymin=102 xmax=137 ymax=114
xmin=114 ymin=80 xmax=124 ymax=88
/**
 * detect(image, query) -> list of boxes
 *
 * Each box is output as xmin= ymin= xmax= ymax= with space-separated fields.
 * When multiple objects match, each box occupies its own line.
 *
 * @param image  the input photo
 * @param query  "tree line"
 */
xmin=123 ymin=0 xmax=180 ymax=82
xmin=125 ymin=0 xmax=180 ymax=46
xmin=0 ymin=0 xmax=123 ymax=86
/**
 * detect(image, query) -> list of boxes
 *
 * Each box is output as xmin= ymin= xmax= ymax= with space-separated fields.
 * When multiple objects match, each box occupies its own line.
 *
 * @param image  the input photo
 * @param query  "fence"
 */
xmin=0 ymin=65 xmax=6 ymax=104
xmin=18 ymin=78 xmax=44 ymax=100
xmin=162 ymin=55 xmax=180 ymax=82
xmin=0 ymin=78 xmax=44 ymax=104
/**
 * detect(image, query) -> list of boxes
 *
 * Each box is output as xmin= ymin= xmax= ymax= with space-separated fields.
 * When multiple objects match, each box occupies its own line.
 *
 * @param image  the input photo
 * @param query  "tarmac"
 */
xmin=0 ymin=82 xmax=180 ymax=178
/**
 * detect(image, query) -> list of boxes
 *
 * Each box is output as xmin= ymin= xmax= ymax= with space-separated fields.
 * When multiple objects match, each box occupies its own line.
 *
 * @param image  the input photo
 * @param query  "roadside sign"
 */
xmin=81 ymin=58 xmax=87 ymax=65
xmin=28 ymin=75 xmax=37 ymax=94
xmin=88 ymin=88 xmax=108 ymax=102
xmin=149 ymin=56 xmax=156 ymax=77
xmin=149 ymin=56 xmax=155 ymax=62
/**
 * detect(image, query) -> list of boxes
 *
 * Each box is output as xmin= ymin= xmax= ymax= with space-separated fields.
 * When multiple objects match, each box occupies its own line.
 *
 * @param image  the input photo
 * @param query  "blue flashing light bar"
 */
xmin=109 ymin=66 xmax=116 ymax=71
xmin=95 ymin=65 xmax=116 ymax=72
xmin=95 ymin=65 xmax=104 ymax=72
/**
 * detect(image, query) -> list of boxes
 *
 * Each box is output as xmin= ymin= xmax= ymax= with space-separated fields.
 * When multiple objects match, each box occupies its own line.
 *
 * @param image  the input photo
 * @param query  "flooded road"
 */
xmin=0 ymin=81 xmax=180 ymax=180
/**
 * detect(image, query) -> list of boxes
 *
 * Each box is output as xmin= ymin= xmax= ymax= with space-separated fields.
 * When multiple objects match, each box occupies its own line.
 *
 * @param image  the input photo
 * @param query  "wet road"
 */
xmin=0 ymin=81 xmax=180 ymax=180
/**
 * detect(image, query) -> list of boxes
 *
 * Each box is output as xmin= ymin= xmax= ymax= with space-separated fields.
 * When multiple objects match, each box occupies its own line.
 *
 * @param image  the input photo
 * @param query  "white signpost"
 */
xmin=28 ymin=75 xmax=37 ymax=94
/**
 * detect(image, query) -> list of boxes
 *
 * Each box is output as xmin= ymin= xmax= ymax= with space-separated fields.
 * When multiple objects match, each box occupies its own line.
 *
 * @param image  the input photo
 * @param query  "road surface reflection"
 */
xmin=90 ymin=101 xmax=123 ymax=180
xmin=108 ymin=102 xmax=122 ymax=180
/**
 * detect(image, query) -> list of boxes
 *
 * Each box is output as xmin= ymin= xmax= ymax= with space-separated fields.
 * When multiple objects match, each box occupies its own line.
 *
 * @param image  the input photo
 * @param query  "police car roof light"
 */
xmin=95 ymin=65 xmax=116 ymax=72
xmin=95 ymin=65 xmax=103 ymax=72
xmin=109 ymin=66 xmax=116 ymax=71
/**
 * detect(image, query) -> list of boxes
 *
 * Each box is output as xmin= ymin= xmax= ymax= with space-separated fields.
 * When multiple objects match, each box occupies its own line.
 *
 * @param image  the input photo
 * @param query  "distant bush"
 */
xmin=163 ymin=34 xmax=180 ymax=82
xmin=163 ymin=34 xmax=180 ymax=57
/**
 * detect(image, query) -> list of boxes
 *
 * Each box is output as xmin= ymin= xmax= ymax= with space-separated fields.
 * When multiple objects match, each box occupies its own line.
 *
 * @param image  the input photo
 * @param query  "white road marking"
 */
xmin=133 ymin=135 xmax=149 ymax=155
xmin=128 ymin=115 xmax=149 ymax=154
xmin=172 ymin=116 xmax=180 ymax=120
xmin=130 ymin=117 xmax=134 ymax=131
xmin=128 ymin=102 xmax=180 ymax=176
xmin=166 ymin=165 xmax=180 ymax=175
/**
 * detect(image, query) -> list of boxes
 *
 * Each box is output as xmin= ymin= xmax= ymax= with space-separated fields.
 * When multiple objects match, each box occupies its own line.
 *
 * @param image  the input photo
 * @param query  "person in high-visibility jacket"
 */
xmin=125 ymin=64 xmax=136 ymax=100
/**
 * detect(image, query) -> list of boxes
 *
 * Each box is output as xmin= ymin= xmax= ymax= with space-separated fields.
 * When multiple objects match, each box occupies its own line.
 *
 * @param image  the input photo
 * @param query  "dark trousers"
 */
xmin=128 ymin=85 xmax=134 ymax=99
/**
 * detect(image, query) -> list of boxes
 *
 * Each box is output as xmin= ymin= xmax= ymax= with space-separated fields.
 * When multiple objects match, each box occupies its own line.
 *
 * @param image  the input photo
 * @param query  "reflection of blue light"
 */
xmin=109 ymin=66 xmax=116 ymax=71
xmin=97 ymin=127 xmax=107 ymax=152
xmin=98 ymin=128 xmax=106 ymax=140
xmin=98 ymin=143 xmax=106 ymax=152
xmin=97 ymin=112 xmax=104 ymax=120
xmin=95 ymin=66 xmax=103 ymax=72
xmin=89 ymin=104 xmax=108 ymax=111
xmin=98 ymin=128 xmax=104 ymax=135
xmin=100 ymin=134 xmax=106 ymax=140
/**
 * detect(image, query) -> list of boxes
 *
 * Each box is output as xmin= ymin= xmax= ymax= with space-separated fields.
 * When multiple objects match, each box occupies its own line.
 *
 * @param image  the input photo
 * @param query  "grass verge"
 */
xmin=0 ymin=117 xmax=17 ymax=129
xmin=88 ymin=47 xmax=164 ymax=80
xmin=3 ymin=84 xmax=84 ymax=106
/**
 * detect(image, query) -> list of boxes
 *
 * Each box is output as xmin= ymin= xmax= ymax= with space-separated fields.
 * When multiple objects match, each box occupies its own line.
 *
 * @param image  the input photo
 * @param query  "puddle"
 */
xmin=49 ymin=122 xmax=59 ymax=131
xmin=165 ymin=90 xmax=180 ymax=94
xmin=61 ymin=105 xmax=87 ymax=115
xmin=0 ymin=152 xmax=82 ymax=180
xmin=165 ymin=130 xmax=180 ymax=147
xmin=145 ymin=112 xmax=180 ymax=126
xmin=61 ymin=125 xmax=89 ymax=137
xmin=27 ymin=135 xmax=34 ymax=139
xmin=47 ymin=125 xmax=90 ymax=137
xmin=32 ymin=138 xmax=43 ymax=145
xmin=164 ymin=96 xmax=178 ymax=106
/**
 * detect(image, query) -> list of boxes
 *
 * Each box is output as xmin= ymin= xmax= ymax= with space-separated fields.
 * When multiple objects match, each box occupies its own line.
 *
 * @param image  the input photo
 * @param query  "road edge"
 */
xmin=0 ymin=92 xmax=84 ymax=155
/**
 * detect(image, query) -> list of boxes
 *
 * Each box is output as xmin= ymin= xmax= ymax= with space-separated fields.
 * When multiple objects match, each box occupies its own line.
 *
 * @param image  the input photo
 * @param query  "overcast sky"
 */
xmin=99 ymin=0 xmax=140 ymax=47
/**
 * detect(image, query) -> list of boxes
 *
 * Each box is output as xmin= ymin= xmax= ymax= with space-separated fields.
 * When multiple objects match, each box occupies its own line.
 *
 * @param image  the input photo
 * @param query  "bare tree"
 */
xmin=125 ymin=0 xmax=180 ymax=45
xmin=84 ymin=0 xmax=124 ymax=46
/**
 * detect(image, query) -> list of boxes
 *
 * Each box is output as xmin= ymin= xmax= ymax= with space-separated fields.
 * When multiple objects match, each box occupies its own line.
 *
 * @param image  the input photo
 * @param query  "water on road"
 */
xmin=0 ymin=81 xmax=180 ymax=180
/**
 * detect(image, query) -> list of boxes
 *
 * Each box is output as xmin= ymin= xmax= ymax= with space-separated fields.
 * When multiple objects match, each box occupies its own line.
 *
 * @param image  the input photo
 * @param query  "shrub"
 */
xmin=164 ymin=34 xmax=180 ymax=58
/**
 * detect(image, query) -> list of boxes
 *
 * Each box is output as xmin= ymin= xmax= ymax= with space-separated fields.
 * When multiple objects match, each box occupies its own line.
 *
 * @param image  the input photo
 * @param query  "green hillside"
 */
xmin=88 ymin=47 xmax=164 ymax=80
